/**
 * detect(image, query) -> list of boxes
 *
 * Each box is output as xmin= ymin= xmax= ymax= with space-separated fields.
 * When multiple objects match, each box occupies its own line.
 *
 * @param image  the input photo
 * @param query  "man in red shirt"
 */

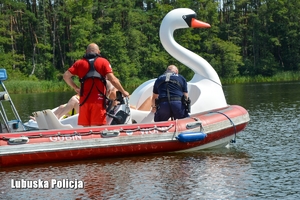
xmin=63 ymin=43 xmax=129 ymax=126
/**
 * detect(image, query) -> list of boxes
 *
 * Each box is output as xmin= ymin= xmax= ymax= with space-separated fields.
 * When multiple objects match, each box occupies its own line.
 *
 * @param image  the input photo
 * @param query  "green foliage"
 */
xmin=66 ymin=0 xmax=94 ymax=61
xmin=205 ymin=38 xmax=243 ymax=78
xmin=4 ymin=67 xmax=37 ymax=81
xmin=221 ymin=71 xmax=300 ymax=85
xmin=0 ymin=0 xmax=299 ymax=90
xmin=0 ymin=50 xmax=21 ymax=70
xmin=5 ymin=80 xmax=72 ymax=94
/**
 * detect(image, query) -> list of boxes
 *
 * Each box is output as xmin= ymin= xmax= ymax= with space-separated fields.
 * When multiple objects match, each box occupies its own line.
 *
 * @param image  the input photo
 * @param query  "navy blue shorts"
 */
xmin=154 ymin=101 xmax=189 ymax=122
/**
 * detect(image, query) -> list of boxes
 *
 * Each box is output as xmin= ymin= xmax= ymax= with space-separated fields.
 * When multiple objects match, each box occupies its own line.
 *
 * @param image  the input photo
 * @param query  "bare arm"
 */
xmin=63 ymin=70 xmax=80 ymax=94
xmin=183 ymin=92 xmax=188 ymax=100
xmin=106 ymin=73 xmax=129 ymax=97
xmin=151 ymin=93 xmax=159 ymax=113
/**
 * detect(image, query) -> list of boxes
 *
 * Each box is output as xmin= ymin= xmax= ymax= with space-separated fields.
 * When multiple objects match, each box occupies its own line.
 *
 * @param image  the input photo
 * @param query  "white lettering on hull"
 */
xmin=50 ymin=135 xmax=82 ymax=142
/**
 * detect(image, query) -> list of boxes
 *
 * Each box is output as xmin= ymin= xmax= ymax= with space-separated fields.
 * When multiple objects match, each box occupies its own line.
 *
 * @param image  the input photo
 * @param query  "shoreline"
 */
xmin=4 ymin=71 xmax=300 ymax=94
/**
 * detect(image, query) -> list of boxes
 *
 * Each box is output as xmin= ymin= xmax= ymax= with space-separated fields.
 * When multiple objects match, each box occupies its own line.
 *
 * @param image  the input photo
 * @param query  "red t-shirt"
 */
xmin=68 ymin=57 xmax=113 ymax=104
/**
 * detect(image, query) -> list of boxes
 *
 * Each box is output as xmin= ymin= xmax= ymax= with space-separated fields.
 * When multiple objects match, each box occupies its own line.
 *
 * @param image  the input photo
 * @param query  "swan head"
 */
xmin=160 ymin=8 xmax=210 ymax=31
xmin=160 ymin=8 xmax=222 ymax=86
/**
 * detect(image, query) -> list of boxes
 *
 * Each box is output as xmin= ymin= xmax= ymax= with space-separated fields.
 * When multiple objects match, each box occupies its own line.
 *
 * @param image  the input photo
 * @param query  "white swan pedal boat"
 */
xmin=0 ymin=8 xmax=250 ymax=167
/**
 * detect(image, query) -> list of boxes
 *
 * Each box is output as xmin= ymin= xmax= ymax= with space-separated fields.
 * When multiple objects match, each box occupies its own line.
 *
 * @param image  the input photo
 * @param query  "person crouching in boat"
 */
xmin=63 ymin=43 xmax=129 ymax=126
xmin=151 ymin=65 xmax=190 ymax=122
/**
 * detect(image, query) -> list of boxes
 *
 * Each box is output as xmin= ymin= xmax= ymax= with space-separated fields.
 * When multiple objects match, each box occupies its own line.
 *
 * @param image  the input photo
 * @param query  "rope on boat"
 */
xmin=0 ymin=124 xmax=175 ymax=141
xmin=172 ymin=119 xmax=178 ymax=140
xmin=210 ymin=111 xmax=237 ymax=143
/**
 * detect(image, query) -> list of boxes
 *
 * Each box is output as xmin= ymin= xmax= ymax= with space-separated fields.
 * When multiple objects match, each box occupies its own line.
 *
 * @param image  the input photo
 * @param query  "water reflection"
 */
xmin=1 ymin=82 xmax=300 ymax=199
xmin=0 ymin=150 xmax=252 ymax=199
xmin=226 ymin=82 xmax=300 ymax=199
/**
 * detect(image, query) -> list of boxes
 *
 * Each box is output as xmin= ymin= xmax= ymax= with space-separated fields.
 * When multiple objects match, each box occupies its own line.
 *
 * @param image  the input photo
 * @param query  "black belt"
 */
xmin=159 ymin=96 xmax=182 ymax=102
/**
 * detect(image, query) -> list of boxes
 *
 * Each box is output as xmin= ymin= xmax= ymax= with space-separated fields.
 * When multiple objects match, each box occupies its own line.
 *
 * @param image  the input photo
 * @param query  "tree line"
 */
xmin=1 ymin=0 xmax=299 ymax=86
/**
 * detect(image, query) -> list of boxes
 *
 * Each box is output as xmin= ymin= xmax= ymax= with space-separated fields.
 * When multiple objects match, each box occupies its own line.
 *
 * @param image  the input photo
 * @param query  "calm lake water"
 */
xmin=1 ymin=82 xmax=300 ymax=199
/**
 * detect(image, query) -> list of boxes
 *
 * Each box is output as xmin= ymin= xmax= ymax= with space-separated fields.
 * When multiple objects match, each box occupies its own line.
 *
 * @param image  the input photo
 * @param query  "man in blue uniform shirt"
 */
xmin=151 ymin=65 xmax=190 ymax=122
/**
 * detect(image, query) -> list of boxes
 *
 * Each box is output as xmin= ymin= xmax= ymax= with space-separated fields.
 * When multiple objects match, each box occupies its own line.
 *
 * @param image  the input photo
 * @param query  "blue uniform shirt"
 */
xmin=153 ymin=73 xmax=188 ymax=98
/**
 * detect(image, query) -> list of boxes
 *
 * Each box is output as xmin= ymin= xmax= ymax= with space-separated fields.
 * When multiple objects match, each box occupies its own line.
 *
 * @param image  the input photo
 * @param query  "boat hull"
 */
xmin=0 ymin=105 xmax=249 ymax=167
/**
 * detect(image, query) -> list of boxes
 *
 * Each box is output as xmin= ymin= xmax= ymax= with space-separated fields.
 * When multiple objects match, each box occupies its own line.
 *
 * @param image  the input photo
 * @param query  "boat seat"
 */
xmin=32 ymin=111 xmax=49 ymax=130
xmin=42 ymin=109 xmax=73 ymax=130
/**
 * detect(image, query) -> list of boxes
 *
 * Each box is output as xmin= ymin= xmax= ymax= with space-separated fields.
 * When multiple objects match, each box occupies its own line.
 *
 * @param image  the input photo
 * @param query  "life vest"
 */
xmin=156 ymin=72 xmax=184 ymax=120
xmin=157 ymin=72 xmax=183 ymax=89
xmin=79 ymin=53 xmax=108 ymax=108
